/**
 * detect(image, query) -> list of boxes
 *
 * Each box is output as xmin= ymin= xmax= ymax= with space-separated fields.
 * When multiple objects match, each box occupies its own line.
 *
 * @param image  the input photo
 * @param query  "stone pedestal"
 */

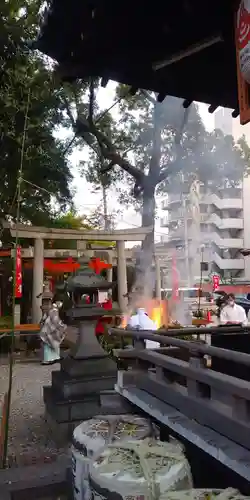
xmin=43 ymin=317 xmax=132 ymax=437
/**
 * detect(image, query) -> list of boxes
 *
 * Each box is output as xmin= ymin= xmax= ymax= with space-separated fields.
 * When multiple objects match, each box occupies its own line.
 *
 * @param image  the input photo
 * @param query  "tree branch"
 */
xmin=62 ymin=95 xmax=75 ymax=129
xmin=89 ymin=79 xmax=95 ymax=123
xmin=62 ymin=87 xmax=145 ymax=183
xmin=85 ymin=118 xmax=145 ymax=182
xmin=159 ymin=107 xmax=192 ymax=183
xmin=101 ymin=161 xmax=114 ymax=174
xmin=158 ymin=160 xmax=180 ymax=182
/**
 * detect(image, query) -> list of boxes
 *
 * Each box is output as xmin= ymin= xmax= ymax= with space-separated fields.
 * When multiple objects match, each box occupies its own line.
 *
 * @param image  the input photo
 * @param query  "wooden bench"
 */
xmin=0 ymin=324 xmax=40 ymax=336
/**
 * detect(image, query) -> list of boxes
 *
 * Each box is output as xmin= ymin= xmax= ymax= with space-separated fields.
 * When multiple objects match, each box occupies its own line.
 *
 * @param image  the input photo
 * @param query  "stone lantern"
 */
xmin=43 ymin=257 xmax=128 ymax=434
xmin=60 ymin=256 xmax=117 ymax=375
xmin=40 ymin=280 xmax=53 ymax=316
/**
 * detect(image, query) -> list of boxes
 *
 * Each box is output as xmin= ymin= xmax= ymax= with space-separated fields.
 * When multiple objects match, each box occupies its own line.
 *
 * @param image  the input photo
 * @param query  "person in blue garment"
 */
xmin=40 ymin=298 xmax=67 ymax=365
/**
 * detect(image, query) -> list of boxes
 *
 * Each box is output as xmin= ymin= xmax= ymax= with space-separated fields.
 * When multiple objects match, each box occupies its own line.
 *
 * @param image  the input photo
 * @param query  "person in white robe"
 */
xmin=220 ymin=293 xmax=248 ymax=326
xmin=127 ymin=307 xmax=159 ymax=348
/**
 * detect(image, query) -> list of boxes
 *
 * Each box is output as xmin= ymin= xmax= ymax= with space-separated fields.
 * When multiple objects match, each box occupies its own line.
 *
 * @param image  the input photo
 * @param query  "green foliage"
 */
xmin=44 ymin=210 xmax=116 ymax=249
xmin=50 ymin=211 xmax=90 ymax=231
xmin=0 ymin=0 xmax=73 ymax=224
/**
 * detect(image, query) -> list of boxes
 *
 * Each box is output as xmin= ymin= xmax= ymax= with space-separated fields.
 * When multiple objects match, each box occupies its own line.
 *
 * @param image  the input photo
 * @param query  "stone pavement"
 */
xmin=0 ymin=362 xmax=69 ymax=467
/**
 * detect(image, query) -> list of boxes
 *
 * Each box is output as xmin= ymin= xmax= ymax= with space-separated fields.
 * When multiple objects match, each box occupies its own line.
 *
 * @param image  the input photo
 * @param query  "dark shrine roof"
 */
xmin=36 ymin=0 xmax=239 ymax=111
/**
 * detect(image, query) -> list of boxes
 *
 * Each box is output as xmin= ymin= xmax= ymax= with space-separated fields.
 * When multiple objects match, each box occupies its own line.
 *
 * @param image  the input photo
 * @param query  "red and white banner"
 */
xmin=212 ymin=274 xmax=220 ymax=292
xmin=237 ymin=0 xmax=250 ymax=83
xmin=15 ymin=246 xmax=22 ymax=298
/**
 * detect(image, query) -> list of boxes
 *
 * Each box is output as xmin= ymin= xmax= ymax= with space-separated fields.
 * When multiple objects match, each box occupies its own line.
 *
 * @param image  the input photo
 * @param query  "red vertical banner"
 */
xmin=15 ymin=246 xmax=22 ymax=298
xmin=212 ymin=274 xmax=220 ymax=292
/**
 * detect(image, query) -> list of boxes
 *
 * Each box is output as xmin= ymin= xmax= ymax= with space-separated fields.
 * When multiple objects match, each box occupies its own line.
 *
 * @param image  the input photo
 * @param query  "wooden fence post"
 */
xmin=187 ymin=350 xmax=209 ymax=398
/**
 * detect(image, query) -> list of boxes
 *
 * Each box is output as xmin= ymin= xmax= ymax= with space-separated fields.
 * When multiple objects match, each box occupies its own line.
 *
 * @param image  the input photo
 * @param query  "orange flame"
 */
xmin=121 ymin=315 xmax=128 ymax=328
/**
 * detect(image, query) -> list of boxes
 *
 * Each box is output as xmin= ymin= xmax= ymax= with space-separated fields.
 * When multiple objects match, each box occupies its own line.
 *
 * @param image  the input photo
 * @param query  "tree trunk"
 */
xmin=102 ymin=182 xmax=109 ymax=230
xmin=136 ymin=100 xmax=161 ymax=297
xmin=134 ymin=185 xmax=156 ymax=298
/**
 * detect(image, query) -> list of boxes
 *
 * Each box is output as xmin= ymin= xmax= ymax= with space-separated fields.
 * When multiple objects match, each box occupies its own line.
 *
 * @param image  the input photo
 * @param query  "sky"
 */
xmin=68 ymin=82 xmax=216 ymax=243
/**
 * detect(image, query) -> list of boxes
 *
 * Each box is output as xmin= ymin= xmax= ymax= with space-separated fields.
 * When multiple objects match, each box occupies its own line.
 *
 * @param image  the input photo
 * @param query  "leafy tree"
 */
xmin=0 ymin=0 xmax=73 ymax=225
xmin=46 ymin=210 xmax=116 ymax=250
xmin=49 ymin=211 xmax=88 ymax=231
xmin=46 ymin=211 xmax=90 ymax=250
xmin=63 ymin=83 xmax=250 ymax=202
xmin=61 ymin=80 xmax=249 ymax=292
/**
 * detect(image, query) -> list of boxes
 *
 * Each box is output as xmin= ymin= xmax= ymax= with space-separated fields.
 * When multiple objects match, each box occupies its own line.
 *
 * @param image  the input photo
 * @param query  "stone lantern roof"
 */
xmin=66 ymin=257 xmax=114 ymax=293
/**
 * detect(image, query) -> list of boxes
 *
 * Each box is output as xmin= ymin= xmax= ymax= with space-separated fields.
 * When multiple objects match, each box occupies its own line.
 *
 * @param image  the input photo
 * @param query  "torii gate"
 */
xmin=3 ymin=223 xmax=152 ymax=322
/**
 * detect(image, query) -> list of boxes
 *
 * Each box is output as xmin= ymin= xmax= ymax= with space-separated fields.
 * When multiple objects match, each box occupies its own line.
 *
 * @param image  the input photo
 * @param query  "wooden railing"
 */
xmin=109 ymin=327 xmax=250 ymax=450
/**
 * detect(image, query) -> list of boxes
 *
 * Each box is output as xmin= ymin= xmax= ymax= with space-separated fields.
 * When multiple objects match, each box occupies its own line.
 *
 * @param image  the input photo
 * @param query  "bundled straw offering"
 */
xmin=89 ymin=437 xmax=193 ymax=500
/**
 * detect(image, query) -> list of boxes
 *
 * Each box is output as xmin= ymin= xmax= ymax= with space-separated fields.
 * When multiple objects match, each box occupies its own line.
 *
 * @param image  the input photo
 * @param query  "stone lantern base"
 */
xmin=43 ymin=319 xmax=133 ymax=438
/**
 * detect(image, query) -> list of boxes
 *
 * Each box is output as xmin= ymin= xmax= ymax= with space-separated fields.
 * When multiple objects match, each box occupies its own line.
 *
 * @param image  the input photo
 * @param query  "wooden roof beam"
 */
xmin=153 ymin=34 xmax=223 ymax=71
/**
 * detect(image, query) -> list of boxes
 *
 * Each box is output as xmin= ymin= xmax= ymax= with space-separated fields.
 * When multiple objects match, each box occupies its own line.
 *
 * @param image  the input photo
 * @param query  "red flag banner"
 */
xmin=88 ymin=257 xmax=112 ymax=275
xmin=15 ymin=246 xmax=22 ymax=298
xmin=212 ymin=275 xmax=220 ymax=292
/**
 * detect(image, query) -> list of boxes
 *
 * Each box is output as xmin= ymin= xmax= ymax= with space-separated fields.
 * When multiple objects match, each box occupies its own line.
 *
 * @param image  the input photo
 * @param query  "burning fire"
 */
xmin=121 ymin=315 xmax=129 ymax=329
xmin=121 ymin=299 xmax=168 ymax=329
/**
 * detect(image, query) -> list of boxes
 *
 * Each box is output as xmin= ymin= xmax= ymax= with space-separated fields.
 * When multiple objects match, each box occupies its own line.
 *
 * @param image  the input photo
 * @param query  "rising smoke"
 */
xmin=126 ymin=96 xmax=245 ymax=324
xmin=127 ymin=96 xmax=196 ymax=317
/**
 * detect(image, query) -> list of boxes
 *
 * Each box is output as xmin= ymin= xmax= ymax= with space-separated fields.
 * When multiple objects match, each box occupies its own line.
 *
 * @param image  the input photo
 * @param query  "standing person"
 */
xmin=40 ymin=299 xmax=67 ymax=365
xmin=220 ymin=293 xmax=248 ymax=326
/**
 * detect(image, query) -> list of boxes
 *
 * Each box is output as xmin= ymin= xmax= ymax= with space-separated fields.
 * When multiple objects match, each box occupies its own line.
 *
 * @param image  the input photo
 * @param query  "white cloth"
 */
xmin=127 ymin=308 xmax=159 ymax=349
xmin=220 ymin=304 xmax=247 ymax=326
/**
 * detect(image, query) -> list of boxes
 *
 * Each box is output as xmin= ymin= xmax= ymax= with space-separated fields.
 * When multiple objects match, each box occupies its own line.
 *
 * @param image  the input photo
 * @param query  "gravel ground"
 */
xmin=0 ymin=361 xmax=69 ymax=467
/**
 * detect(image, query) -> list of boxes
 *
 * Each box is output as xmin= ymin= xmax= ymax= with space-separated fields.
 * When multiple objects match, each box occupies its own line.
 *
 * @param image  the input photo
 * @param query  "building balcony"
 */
xmin=160 ymin=216 xmax=169 ymax=227
xmin=167 ymin=227 xmax=187 ymax=241
xmin=200 ymin=213 xmax=243 ymax=229
xmin=161 ymin=195 xmax=183 ymax=209
xmin=213 ymin=252 xmax=245 ymax=270
xmin=160 ymin=209 xmax=188 ymax=227
xmin=202 ymin=194 xmax=243 ymax=210
xmin=203 ymin=232 xmax=244 ymax=249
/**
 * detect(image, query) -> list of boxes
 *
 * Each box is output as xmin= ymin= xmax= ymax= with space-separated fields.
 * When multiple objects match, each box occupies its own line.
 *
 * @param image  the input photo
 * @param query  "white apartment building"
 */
xmin=214 ymin=108 xmax=232 ymax=136
xmin=160 ymin=180 xmax=247 ymax=287
xmin=158 ymin=107 xmax=250 ymax=288
xmin=214 ymin=106 xmax=250 ymax=142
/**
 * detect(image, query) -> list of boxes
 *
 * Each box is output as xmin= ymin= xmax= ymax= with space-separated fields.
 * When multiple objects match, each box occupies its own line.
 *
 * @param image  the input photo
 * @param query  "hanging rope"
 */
xmin=2 ymin=88 xmax=31 ymax=469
